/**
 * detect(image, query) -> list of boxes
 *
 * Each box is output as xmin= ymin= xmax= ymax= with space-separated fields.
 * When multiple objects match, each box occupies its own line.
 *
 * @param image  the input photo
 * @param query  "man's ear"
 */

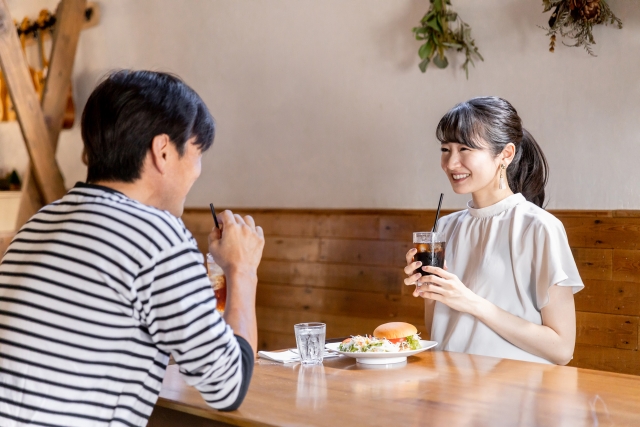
xmin=81 ymin=148 xmax=88 ymax=166
xmin=150 ymin=134 xmax=171 ymax=175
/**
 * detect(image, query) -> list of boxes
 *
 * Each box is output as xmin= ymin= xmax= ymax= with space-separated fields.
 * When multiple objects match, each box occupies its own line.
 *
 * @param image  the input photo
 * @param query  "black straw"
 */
xmin=432 ymin=193 xmax=444 ymax=232
xmin=209 ymin=203 xmax=220 ymax=229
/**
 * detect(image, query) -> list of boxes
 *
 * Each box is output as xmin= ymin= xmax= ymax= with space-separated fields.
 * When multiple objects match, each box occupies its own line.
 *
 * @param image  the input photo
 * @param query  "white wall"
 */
xmin=1 ymin=0 xmax=639 ymax=210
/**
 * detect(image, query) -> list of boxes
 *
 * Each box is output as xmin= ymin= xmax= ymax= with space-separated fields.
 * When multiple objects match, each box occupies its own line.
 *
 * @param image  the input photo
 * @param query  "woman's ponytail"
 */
xmin=507 ymin=129 xmax=548 ymax=208
xmin=436 ymin=97 xmax=549 ymax=208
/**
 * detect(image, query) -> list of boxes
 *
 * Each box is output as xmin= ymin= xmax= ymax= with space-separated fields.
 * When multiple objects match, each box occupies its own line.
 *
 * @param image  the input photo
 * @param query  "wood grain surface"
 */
xmin=149 ymin=350 xmax=640 ymax=427
xmin=16 ymin=0 xmax=87 ymax=228
xmin=182 ymin=208 xmax=640 ymax=376
xmin=0 ymin=0 xmax=66 ymax=204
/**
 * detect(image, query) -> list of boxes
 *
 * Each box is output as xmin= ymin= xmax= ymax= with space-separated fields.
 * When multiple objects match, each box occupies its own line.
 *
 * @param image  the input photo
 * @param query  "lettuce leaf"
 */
xmin=405 ymin=334 xmax=421 ymax=350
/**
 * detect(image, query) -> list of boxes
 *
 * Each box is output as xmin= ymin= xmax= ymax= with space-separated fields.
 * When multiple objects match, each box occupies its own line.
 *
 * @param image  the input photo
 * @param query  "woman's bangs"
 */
xmin=436 ymin=104 xmax=483 ymax=149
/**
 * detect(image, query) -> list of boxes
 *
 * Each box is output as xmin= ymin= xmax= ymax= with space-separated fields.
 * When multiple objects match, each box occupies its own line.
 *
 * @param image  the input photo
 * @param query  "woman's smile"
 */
xmin=451 ymin=173 xmax=470 ymax=182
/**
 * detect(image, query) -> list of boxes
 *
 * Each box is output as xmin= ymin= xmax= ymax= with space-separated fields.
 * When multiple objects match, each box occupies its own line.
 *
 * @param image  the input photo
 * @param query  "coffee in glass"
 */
xmin=413 ymin=232 xmax=446 ymax=276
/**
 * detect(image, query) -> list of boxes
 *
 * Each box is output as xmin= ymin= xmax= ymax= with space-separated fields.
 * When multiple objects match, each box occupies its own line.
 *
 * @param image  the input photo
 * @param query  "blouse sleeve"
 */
xmin=532 ymin=217 xmax=584 ymax=310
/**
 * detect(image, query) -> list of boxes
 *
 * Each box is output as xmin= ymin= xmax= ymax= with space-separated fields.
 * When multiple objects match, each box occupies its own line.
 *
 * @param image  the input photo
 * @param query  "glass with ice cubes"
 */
xmin=294 ymin=323 xmax=326 ymax=365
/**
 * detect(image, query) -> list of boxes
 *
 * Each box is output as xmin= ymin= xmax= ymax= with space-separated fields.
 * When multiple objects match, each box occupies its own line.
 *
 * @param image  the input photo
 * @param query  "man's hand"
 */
xmin=207 ymin=210 xmax=264 ymax=352
xmin=208 ymin=210 xmax=265 ymax=277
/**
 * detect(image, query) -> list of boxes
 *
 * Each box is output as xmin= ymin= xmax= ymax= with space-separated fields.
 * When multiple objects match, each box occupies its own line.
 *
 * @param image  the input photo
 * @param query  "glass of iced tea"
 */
xmin=206 ymin=253 xmax=226 ymax=314
xmin=412 ymin=232 xmax=446 ymax=277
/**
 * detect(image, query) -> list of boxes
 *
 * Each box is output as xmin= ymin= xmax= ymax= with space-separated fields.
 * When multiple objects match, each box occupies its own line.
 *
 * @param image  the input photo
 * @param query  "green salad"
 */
xmin=338 ymin=334 xmax=421 ymax=353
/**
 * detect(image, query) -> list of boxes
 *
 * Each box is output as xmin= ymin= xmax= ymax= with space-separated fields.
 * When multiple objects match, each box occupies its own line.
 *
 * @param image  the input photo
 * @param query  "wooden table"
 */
xmin=150 ymin=350 xmax=640 ymax=427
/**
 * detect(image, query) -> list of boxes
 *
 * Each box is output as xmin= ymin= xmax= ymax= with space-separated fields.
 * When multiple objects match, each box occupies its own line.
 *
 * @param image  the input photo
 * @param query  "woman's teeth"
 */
xmin=452 ymin=174 xmax=470 ymax=180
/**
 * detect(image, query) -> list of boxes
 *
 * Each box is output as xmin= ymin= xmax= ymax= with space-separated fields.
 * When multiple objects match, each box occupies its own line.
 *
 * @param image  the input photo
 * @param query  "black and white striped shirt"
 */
xmin=0 ymin=183 xmax=253 ymax=427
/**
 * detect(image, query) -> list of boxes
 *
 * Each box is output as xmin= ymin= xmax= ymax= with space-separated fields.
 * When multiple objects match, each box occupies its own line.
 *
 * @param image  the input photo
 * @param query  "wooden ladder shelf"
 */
xmin=0 ymin=0 xmax=97 ymax=236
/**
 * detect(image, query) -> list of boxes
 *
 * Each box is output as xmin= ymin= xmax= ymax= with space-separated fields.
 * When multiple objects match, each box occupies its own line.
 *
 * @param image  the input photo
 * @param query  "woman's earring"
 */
xmin=499 ymin=164 xmax=506 ymax=190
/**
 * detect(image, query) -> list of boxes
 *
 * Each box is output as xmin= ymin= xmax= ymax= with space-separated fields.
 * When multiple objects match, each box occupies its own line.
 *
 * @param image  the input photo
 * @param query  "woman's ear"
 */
xmin=502 ymin=143 xmax=516 ymax=166
xmin=150 ymin=134 xmax=171 ymax=174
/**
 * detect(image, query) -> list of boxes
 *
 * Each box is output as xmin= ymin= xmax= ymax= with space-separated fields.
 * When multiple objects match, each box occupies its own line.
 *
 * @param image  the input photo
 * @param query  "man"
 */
xmin=0 ymin=70 xmax=264 ymax=426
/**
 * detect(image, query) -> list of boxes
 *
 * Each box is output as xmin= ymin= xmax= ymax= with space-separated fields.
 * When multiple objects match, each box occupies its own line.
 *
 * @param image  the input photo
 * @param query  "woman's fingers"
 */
xmin=425 ymin=283 xmax=445 ymax=294
xmin=404 ymin=261 xmax=422 ymax=276
xmin=422 ymin=265 xmax=455 ymax=280
xmin=420 ymin=274 xmax=448 ymax=289
xmin=405 ymin=248 xmax=417 ymax=265
xmin=404 ymin=273 xmax=422 ymax=286
xmin=414 ymin=287 xmax=443 ymax=301
xmin=416 ymin=275 xmax=434 ymax=286
xmin=414 ymin=281 xmax=444 ymax=294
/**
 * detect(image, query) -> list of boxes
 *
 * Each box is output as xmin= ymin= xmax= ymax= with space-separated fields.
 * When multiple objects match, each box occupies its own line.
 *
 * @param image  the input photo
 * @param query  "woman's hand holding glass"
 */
xmin=404 ymin=248 xmax=480 ymax=315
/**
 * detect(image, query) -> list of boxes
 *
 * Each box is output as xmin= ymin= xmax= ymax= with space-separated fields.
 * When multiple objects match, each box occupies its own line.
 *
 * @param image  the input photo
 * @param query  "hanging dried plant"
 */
xmin=542 ymin=0 xmax=622 ymax=56
xmin=412 ymin=0 xmax=483 ymax=79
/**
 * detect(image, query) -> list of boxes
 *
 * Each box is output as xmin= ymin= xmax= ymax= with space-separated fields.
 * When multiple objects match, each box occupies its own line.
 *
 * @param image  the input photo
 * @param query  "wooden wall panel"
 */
xmin=575 ymin=311 xmax=638 ymax=350
xmin=183 ymin=208 xmax=640 ymax=375
xmin=613 ymin=250 xmax=640 ymax=283
xmin=237 ymin=213 xmax=319 ymax=238
xmin=570 ymin=344 xmax=640 ymax=376
xmin=574 ymin=280 xmax=639 ymax=316
xmin=571 ymin=248 xmax=612 ymax=280
xmin=190 ymin=233 xmax=209 ymax=256
xmin=256 ymin=284 xmax=424 ymax=320
xmin=258 ymin=260 xmax=404 ymax=294
xmin=256 ymin=307 xmax=426 ymax=338
xmin=263 ymin=237 xmax=320 ymax=262
xmin=378 ymin=212 xmax=454 ymax=241
xmin=317 ymin=214 xmax=380 ymax=239
xmin=257 ymin=330 xmax=296 ymax=352
xmin=318 ymin=239 xmax=410 ymax=267
xmin=562 ymin=217 xmax=640 ymax=250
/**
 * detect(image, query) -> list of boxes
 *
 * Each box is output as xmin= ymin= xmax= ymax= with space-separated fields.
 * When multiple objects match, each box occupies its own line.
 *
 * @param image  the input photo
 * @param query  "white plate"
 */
xmin=325 ymin=340 xmax=438 ymax=365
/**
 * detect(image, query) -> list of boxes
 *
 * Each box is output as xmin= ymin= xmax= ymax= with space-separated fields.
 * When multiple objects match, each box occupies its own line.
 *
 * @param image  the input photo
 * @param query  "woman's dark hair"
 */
xmin=436 ymin=96 xmax=548 ymax=207
xmin=81 ymin=70 xmax=215 ymax=183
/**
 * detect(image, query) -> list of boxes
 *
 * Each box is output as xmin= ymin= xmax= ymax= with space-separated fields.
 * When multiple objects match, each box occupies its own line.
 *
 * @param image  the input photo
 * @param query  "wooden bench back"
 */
xmin=183 ymin=208 xmax=640 ymax=376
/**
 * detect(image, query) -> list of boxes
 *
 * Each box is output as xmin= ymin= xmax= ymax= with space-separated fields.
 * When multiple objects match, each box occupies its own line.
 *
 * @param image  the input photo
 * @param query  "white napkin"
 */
xmin=258 ymin=350 xmax=301 ymax=363
xmin=258 ymin=349 xmax=340 ymax=363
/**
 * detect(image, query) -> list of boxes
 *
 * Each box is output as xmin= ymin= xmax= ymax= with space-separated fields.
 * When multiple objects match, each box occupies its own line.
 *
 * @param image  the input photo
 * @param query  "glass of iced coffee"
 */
xmin=206 ymin=253 xmax=226 ymax=314
xmin=412 ymin=232 xmax=446 ymax=277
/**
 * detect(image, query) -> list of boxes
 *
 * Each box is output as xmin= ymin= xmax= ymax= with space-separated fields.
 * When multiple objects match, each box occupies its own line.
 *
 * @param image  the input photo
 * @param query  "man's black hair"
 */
xmin=81 ymin=70 xmax=215 ymax=183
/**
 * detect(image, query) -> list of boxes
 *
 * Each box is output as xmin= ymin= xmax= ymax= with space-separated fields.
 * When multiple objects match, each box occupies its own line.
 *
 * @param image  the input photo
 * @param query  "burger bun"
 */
xmin=373 ymin=322 xmax=418 ymax=339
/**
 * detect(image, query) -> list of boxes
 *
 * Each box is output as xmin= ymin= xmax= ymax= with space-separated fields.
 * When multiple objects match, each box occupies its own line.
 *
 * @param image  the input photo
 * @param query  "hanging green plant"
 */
xmin=412 ymin=0 xmax=483 ymax=79
xmin=542 ymin=0 xmax=622 ymax=56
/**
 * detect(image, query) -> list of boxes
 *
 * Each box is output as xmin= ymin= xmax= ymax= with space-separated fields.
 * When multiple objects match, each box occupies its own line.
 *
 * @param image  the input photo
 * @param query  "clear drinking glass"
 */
xmin=413 ymin=232 xmax=446 ymax=277
xmin=294 ymin=323 xmax=326 ymax=365
xmin=206 ymin=253 xmax=226 ymax=314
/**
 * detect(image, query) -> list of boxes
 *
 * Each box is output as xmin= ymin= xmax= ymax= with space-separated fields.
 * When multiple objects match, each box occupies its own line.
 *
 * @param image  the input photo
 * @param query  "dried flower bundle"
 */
xmin=543 ymin=0 xmax=622 ymax=56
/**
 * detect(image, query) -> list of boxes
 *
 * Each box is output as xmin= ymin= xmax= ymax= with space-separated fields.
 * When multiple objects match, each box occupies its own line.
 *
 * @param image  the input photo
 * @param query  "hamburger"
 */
xmin=373 ymin=322 xmax=421 ymax=350
xmin=338 ymin=322 xmax=421 ymax=353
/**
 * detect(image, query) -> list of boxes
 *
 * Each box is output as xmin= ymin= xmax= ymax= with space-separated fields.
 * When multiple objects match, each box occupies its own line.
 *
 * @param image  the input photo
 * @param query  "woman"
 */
xmin=405 ymin=97 xmax=583 ymax=365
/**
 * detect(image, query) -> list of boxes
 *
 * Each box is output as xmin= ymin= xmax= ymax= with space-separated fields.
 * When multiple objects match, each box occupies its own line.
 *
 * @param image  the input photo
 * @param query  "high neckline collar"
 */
xmin=467 ymin=193 xmax=526 ymax=218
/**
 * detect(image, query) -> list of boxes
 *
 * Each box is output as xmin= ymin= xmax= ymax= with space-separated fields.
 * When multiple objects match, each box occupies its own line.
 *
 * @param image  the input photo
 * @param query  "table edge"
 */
xmin=155 ymin=398 xmax=277 ymax=427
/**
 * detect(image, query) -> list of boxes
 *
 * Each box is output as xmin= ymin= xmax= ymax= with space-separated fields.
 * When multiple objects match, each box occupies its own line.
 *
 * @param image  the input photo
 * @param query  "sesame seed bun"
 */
xmin=373 ymin=322 xmax=418 ymax=339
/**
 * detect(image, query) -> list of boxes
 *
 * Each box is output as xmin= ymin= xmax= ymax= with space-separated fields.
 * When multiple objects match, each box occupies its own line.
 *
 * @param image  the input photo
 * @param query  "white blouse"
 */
xmin=430 ymin=193 xmax=584 ymax=364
